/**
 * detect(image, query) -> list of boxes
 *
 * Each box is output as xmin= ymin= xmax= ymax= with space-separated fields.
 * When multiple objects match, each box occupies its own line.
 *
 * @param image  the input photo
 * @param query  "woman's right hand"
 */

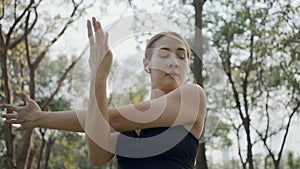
xmin=87 ymin=17 xmax=112 ymax=81
xmin=0 ymin=92 xmax=42 ymax=131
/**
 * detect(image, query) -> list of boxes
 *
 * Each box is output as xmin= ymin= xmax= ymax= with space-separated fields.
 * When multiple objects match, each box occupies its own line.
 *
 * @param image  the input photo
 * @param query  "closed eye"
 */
xmin=158 ymin=48 xmax=171 ymax=58
xmin=177 ymin=52 xmax=186 ymax=60
xmin=158 ymin=47 xmax=186 ymax=59
xmin=177 ymin=55 xmax=185 ymax=59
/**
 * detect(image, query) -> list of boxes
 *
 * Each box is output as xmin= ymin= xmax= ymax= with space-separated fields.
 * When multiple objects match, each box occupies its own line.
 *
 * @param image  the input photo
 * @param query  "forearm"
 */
xmin=86 ymin=80 xmax=114 ymax=165
xmin=86 ymin=81 xmax=110 ymax=140
xmin=37 ymin=109 xmax=86 ymax=132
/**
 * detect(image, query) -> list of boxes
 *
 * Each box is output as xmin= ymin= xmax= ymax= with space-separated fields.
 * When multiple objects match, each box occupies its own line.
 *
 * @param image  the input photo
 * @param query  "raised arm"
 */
xmin=84 ymin=17 xmax=118 ymax=166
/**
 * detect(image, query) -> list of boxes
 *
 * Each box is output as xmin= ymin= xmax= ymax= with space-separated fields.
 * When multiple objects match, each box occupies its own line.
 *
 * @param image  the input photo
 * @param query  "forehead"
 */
xmin=153 ymin=35 xmax=186 ymax=50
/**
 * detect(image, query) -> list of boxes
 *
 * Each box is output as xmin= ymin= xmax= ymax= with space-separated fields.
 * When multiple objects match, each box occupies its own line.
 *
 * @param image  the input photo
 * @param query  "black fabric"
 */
xmin=116 ymin=126 xmax=199 ymax=169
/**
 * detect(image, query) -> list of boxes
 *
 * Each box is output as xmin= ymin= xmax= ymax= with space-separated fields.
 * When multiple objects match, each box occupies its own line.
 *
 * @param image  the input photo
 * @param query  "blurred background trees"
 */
xmin=0 ymin=0 xmax=299 ymax=168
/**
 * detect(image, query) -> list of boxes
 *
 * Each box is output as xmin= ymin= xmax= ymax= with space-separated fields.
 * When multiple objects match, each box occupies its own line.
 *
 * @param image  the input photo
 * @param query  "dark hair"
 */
xmin=145 ymin=32 xmax=191 ymax=60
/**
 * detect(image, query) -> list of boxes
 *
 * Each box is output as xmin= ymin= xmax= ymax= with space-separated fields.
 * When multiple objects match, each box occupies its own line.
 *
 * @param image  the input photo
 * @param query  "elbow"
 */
xmin=109 ymin=109 xmax=123 ymax=131
xmin=89 ymin=155 xmax=110 ymax=166
xmin=110 ymin=118 xmax=122 ymax=132
xmin=87 ymin=145 xmax=112 ymax=166
xmin=89 ymin=160 xmax=102 ymax=167
xmin=89 ymin=160 xmax=104 ymax=167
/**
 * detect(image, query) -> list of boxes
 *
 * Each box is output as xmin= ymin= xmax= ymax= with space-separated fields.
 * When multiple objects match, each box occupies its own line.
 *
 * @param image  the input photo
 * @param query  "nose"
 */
xmin=168 ymin=55 xmax=178 ymax=68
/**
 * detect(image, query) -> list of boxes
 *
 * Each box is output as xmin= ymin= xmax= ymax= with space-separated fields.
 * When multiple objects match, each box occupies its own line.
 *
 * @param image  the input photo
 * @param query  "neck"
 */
xmin=150 ymin=88 xmax=165 ymax=99
xmin=150 ymin=85 xmax=178 ymax=99
xmin=150 ymin=80 xmax=179 ymax=99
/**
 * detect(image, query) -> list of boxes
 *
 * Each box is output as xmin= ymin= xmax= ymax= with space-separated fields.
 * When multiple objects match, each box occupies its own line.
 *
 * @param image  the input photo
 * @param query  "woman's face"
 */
xmin=145 ymin=35 xmax=190 ymax=92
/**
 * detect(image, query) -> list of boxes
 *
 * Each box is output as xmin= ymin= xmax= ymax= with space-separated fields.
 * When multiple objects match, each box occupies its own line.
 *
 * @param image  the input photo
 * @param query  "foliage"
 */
xmin=203 ymin=0 xmax=300 ymax=168
xmin=1 ymin=0 xmax=299 ymax=168
xmin=287 ymin=151 xmax=300 ymax=169
xmin=0 ymin=0 xmax=92 ymax=168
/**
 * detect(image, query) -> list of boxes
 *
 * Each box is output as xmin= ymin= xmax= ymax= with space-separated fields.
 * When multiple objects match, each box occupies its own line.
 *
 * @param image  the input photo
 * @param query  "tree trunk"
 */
xmin=16 ymin=130 xmax=33 ymax=169
xmin=195 ymin=143 xmax=208 ymax=169
xmin=37 ymin=129 xmax=46 ymax=169
xmin=193 ymin=0 xmax=208 ymax=169
xmin=0 ymin=27 xmax=16 ymax=169
xmin=26 ymin=148 xmax=36 ymax=169
xmin=44 ymin=137 xmax=56 ymax=169
xmin=16 ymin=67 xmax=36 ymax=169
xmin=244 ymin=117 xmax=254 ymax=169
xmin=274 ymin=160 xmax=280 ymax=169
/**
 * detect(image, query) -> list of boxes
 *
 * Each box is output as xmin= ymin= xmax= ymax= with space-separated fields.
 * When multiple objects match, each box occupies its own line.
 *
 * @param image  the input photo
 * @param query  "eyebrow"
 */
xmin=159 ymin=47 xmax=186 ymax=52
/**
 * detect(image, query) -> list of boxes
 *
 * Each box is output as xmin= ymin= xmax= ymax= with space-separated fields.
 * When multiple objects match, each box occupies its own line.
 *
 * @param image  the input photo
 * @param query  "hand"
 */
xmin=87 ymin=17 xmax=113 ymax=81
xmin=0 ymin=92 xmax=42 ymax=131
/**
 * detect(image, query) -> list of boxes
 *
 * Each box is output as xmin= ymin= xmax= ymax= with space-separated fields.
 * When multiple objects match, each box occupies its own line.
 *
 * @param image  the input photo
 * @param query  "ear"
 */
xmin=143 ymin=58 xmax=150 ymax=73
xmin=187 ymin=60 xmax=191 ymax=73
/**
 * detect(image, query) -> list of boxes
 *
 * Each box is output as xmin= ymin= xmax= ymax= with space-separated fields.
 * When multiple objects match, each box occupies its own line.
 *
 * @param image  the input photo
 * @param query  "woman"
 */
xmin=0 ymin=17 xmax=206 ymax=169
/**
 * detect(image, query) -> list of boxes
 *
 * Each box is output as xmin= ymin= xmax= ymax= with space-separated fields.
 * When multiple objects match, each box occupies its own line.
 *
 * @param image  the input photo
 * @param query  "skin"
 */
xmin=144 ymin=35 xmax=190 ymax=94
xmin=0 ymin=17 xmax=206 ymax=166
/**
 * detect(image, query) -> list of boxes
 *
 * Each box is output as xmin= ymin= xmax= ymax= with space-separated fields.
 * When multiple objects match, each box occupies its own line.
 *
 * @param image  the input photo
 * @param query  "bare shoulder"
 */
xmin=188 ymin=84 xmax=206 ymax=113
xmin=181 ymin=84 xmax=206 ymax=139
xmin=178 ymin=84 xmax=206 ymax=99
xmin=179 ymin=83 xmax=204 ymax=91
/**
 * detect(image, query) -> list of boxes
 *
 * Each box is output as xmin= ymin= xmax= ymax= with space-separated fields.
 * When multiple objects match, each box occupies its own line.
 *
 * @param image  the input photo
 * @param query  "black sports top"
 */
xmin=116 ymin=125 xmax=199 ymax=169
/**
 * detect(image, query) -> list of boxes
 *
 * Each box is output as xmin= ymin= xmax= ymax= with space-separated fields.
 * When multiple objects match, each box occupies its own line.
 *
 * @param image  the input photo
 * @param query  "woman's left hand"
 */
xmin=0 ymin=92 xmax=42 ymax=131
xmin=87 ymin=17 xmax=112 ymax=81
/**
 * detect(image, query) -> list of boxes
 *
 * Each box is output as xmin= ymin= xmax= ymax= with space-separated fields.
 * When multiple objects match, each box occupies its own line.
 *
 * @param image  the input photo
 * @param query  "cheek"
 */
xmin=149 ymin=59 xmax=167 ymax=72
xmin=179 ymin=63 xmax=190 ymax=79
xmin=179 ymin=60 xmax=189 ymax=70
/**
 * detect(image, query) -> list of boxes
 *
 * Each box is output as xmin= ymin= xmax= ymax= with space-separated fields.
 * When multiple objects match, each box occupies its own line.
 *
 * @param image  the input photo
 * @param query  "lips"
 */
xmin=166 ymin=71 xmax=179 ymax=77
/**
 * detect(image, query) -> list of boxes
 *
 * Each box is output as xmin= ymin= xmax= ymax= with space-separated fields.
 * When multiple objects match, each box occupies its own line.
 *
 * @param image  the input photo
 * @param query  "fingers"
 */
xmin=3 ymin=119 xmax=25 ymax=124
xmin=20 ymin=92 xmax=31 ymax=103
xmin=88 ymin=17 xmax=107 ymax=48
xmin=104 ymin=32 xmax=109 ymax=50
xmin=0 ymin=103 xmax=19 ymax=112
xmin=88 ymin=16 xmax=111 ymax=65
xmin=87 ymin=20 xmax=94 ymax=45
xmin=15 ymin=126 xmax=25 ymax=131
xmin=0 ymin=113 xmax=18 ymax=119
xmin=87 ymin=19 xmax=93 ymax=37
xmin=1 ymin=115 xmax=30 ymax=131
xmin=1 ymin=112 xmax=22 ymax=123
xmin=92 ymin=17 xmax=101 ymax=32
xmin=92 ymin=17 xmax=104 ymax=44
xmin=6 ymin=120 xmax=28 ymax=131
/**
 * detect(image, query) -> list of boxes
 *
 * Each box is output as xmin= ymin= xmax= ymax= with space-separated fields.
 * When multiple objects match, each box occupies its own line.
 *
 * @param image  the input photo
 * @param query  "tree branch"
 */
xmin=13 ymin=0 xmax=17 ymax=19
xmin=37 ymin=128 xmax=46 ymax=169
xmin=235 ymin=124 xmax=247 ymax=168
xmin=264 ymin=88 xmax=270 ymax=139
xmin=0 ymin=0 xmax=4 ymax=20
xmin=24 ymin=9 xmax=32 ymax=66
xmin=32 ymin=1 xmax=82 ymax=69
xmin=41 ymin=54 xmax=83 ymax=110
xmin=0 ymin=24 xmax=5 ymax=47
xmin=242 ymin=33 xmax=254 ymax=118
xmin=255 ymin=127 xmax=276 ymax=162
xmin=9 ymin=5 xmax=38 ymax=50
xmin=255 ymin=84 xmax=300 ymax=166
xmin=277 ymin=98 xmax=300 ymax=161
xmin=225 ymin=42 xmax=245 ymax=120
xmin=6 ymin=0 xmax=35 ymax=45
